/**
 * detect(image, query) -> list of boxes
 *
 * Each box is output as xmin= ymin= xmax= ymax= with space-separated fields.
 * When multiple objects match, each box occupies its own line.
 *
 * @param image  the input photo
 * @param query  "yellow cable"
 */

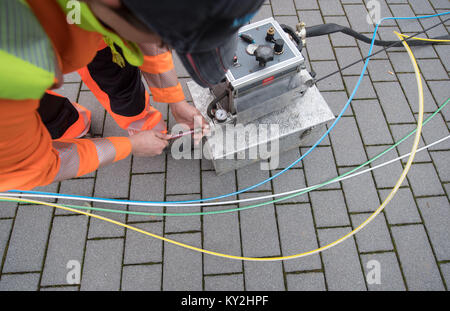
xmin=397 ymin=32 xmax=450 ymax=43
xmin=0 ymin=31 xmax=425 ymax=261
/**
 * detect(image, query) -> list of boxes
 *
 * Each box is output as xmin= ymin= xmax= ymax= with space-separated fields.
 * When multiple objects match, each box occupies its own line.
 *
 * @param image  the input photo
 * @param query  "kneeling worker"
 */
xmin=0 ymin=0 xmax=264 ymax=191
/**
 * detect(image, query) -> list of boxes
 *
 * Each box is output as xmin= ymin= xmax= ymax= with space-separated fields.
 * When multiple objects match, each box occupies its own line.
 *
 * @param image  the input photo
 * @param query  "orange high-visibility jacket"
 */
xmin=0 ymin=0 xmax=184 ymax=191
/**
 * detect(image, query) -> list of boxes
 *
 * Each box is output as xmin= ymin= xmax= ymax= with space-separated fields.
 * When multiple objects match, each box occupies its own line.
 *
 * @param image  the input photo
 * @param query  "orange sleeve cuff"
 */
xmin=140 ymin=51 xmax=174 ymax=74
xmin=150 ymin=83 xmax=185 ymax=103
xmin=107 ymin=137 xmax=132 ymax=162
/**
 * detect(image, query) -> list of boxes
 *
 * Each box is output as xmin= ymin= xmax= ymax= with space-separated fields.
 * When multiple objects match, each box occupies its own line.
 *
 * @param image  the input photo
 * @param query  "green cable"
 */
xmin=2 ymin=98 xmax=448 ymax=217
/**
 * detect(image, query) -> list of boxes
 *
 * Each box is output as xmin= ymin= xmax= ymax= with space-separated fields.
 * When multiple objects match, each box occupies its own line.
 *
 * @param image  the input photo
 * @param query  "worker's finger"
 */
xmin=155 ymin=131 xmax=172 ymax=140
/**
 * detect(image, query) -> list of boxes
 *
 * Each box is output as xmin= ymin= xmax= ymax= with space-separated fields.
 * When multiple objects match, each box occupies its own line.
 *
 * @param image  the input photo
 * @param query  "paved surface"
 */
xmin=1 ymin=0 xmax=449 ymax=291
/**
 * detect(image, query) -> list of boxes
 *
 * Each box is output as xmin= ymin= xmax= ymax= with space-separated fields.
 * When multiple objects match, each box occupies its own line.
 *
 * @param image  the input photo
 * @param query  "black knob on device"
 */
xmin=274 ymin=39 xmax=284 ymax=55
xmin=254 ymin=45 xmax=274 ymax=67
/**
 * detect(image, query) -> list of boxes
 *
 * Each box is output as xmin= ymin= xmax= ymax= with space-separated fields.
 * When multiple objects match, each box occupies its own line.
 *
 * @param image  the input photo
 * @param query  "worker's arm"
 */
xmin=138 ymin=42 xmax=185 ymax=104
xmin=0 ymin=98 xmax=169 ymax=191
xmin=138 ymin=42 xmax=209 ymax=141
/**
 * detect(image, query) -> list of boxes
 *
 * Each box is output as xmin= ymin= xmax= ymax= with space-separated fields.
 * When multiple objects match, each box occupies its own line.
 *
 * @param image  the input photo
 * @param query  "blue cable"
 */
xmin=9 ymin=11 xmax=450 ymax=204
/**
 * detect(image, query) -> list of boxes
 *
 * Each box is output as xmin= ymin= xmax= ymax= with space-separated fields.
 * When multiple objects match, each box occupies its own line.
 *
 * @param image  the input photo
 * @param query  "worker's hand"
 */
xmin=170 ymin=100 xmax=210 ymax=145
xmin=129 ymin=129 xmax=171 ymax=157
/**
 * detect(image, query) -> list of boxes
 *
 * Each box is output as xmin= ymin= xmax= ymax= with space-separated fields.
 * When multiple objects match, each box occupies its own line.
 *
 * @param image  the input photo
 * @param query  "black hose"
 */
xmin=280 ymin=24 xmax=304 ymax=51
xmin=305 ymin=23 xmax=450 ymax=46
xmin=206 ymin=91 xmax=228 ymax=120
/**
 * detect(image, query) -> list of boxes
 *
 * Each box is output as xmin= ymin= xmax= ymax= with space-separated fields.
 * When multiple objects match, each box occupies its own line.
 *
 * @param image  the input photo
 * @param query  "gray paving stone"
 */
xmin=379 ymin=188 xmax=422 ymax=224
xmin=351 ymin=213 xmax=394 ymax=252
xmin=397 ymin=73 xmax=437 ymax=113
xmin=420 ymin=112 xmax=450 ymax=151
xmin=352 ymin=100 xmax=393 ymax=145
xmin=310 ymin=190 xmax=350 ymax=227
xmin=319 ymin=0 xmax=345 ymax=15
xmin=330 ymin=116 xmax=368 ymax=166
xmin=321 ymin=91 xmax=353 ymax=117
xmin=417 ymin=196 xmax=450 ymax=261
xmin=318 ymin=227 xmax=367 ymax=290
xmin=162 ymin=233 xmax=202 ymax=291
xmin=40 ymin=286 xmax=79 ymax=291
xmin=3 ymin=206 xmax=52 ymax=273
xmin=250 ymin=4 xmax=273 ymax=23
xmin=132 ymin=154 xmax=166 ymax=174
xmin=298 ymin=9 xmax=323 ymax=26
xmin=276 ymin=148 xmax=302 ymax=169
xmin=335 ymin=47 xmax=365 ymax=75
xmin=166 ymin=156 xmax=200 ymax=195
xmin=0 ymin=219 xmax=12 ymax=265
xmin=94 ymin=154 xmax=131 ymax=199
xmin=440 ymin=262 xmax=450 ymax=288
xmin=124 ymin=222 xmax=163 ymax=265
xmin=344 ymin=75 xmax=378 ymax=100
xmin=363 ymin=0 xmax=396 ymax=26
xmin=417 ymin=59 xmax=448 ymax=80
xmin=388 ymin=52 xmax=415 ymax=73
xmin=357 ymin=39 xmax=388 ymax=61
xmin=389 ymin=5 xmax=423 ymax=33
xmin=276 ymin=204 xmax=322 ymax=272
xmin=30 ymin=182 xmax=59 ymax=203
xmin=390 ymin=124 xmax=431 ymax=164
xmin=81 ymin=239 xmax=123 ymax=291
xmin=88 ymin=203 xmax=126 ymax=238
xmin=306 ymin=36 xmax=335 ymax=61
xmin=434 ymin=45 xmax=450 ymax=71
xmin=164 ymin=194 xmax=201 ymax=233
xmin=391 ymin=224 xmax=444 ymax=290
xmin=303 ymin=146 xmax=340 ymax=190
xmin=78 ymin=91 xmax=106 ymax=136
xmin=0 ymin=273 xmax=40 ymax=291
xmin=204 ymin=274 xmax=244 ymax=291
xmin=202 ymin=170 xmax=237 ymax=200
xmin=367 ymin=59 xmax=397 ymax=82
xmin=239 ymin=196 xmax=280 ymax=257
xmin=409 ymin=0 xmax=436 ymax=14
xmin=236 ymin=161 xmax=272 ymax=191
xmin=325 ymin=15 xmax=358 ymax=47
xmin=344 ymin=4 xmax=374 ymax=33
xmin=244 ymin=261 xmax=285 ymax=291
xmin=373 ymin=82 xmax=415 ymax=123
xmin=295 ymin=0 xmax=319 ymax=10
xmin=0 ymin=201 xmax=17 ymax=218
xmin=52 ymin=83 xmax=79 ymax=103
xmin=64 ymin=72 xmax=81 ymax=83
xmin=286 ymin=272 xmax=326 ymax=291
xmin=272 ymin=0 xmax=296 ymax=16
xmin=128 ymin=173 xmax=165 ymax=223
xmin=272 ymin=169 xmax=309 ymax=203
xmin=428 ymin=80 xmax=450 ymax=122
xmin=314 ymin=61 xmax=346 ymax=91
xmin=41 ymin=215 xmax=88 ymax=286
xmin=339 ymin=166 xmax=381 ymax=212
xmin=407 ymin=163 xmax=445 ymax=197
xmin=366 ymin=146 xmax=408 ymax=188
xmin=56 ymin=178 xmax=95 ymax=215
xmin=360 ymin=252 xmax=406 ymax=291
xmin=121 ymin=264 xmax=161 ymax=291
xmin=203 ymin=205 xmax=242 ymax=275
xmin=430 ymin=152 xmax=450 ymax=182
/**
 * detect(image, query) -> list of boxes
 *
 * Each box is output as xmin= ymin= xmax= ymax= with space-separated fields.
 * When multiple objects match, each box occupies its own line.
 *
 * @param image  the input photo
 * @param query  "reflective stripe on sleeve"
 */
xmin=91 ymin=138 xmax=116 ymax=168
xmin=52 ymin=141 xmax=80 ymax=182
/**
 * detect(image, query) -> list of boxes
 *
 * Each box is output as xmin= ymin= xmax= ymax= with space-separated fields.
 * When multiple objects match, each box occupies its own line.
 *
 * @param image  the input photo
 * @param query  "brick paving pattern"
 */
xmin=0 ymin=0 xmax=449 ymax=291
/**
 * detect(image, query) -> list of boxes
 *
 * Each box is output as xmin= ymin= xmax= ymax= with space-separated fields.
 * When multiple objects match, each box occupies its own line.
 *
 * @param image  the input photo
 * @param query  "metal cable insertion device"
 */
xmin=187 ymin=17 xmax=335 ymax=174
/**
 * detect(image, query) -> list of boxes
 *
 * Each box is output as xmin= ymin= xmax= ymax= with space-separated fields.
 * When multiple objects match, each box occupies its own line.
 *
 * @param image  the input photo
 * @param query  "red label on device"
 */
xmin=262 ymin=76 xmax=274 ymax=85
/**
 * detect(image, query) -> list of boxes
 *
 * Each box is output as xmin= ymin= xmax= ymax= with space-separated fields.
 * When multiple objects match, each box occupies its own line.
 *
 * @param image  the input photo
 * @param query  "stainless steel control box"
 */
xmin=186 ymin=18 xmax=335 ymax=175
xmin=224 ymin=17 xmax=308 ymax=124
